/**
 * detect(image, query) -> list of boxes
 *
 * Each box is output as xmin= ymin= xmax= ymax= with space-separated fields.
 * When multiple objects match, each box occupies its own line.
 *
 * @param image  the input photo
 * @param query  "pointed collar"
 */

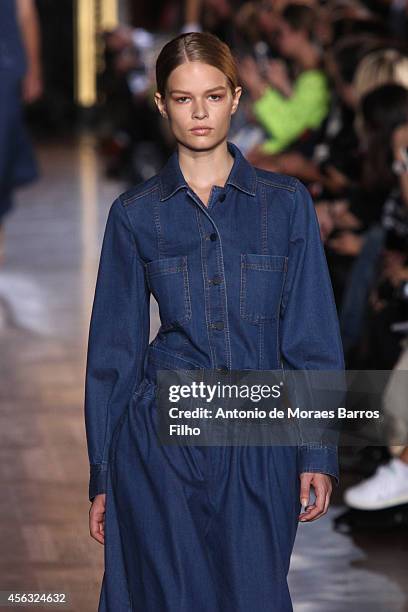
xmin=158 ymin=140 xmax=257 ymax=201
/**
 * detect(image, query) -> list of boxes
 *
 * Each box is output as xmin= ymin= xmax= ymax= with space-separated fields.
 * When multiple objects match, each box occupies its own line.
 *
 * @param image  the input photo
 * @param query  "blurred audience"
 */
xmin=94 ymin=0 xmax=408 ymax=523
xmin=240 ymin=4 xmax=331 ymax=159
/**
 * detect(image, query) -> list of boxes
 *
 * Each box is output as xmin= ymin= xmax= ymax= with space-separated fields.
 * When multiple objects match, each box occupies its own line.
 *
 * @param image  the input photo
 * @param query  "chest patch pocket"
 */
xmin=240 ymin=253 xmax=288 ymax=323
xmin=146 ymin=255 xmax=192 ymax=329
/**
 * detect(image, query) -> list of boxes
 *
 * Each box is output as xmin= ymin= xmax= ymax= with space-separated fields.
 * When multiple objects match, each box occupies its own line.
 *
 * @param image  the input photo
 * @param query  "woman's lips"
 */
xmin=190 ymin=128 xmax=213 ymax=135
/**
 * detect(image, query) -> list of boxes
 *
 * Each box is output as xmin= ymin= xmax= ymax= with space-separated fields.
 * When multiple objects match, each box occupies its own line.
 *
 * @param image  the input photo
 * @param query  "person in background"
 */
xmin=317 ymin=48 xmax=408 ymax=309
xmin=0 ymin=0 xmax=42 ymax=264
xmin=353 ymin=48 xmax=408 ymax=103
xmin=338 ymin=81 xmax=408 ymax=357
xmin=349 ymin=85 xmax=408 ymax=370
xmin=182 ymin=0 xmax=203 ymax=32
xmin=238 ymin=3 xmax=330 ymax=160
xmin=344 ymin=279 xmax=408 ymax=510
xmin=344 ymin=442 xmax=408 ymax=510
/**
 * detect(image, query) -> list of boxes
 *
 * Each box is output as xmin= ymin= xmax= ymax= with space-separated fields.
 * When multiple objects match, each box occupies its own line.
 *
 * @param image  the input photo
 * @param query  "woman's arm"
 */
xmin=279 ymin=181 xmax=345 ymax=479
xmin=279 ymin=180 xmax=345 ymax=521
xmin=16 ymin=0 xmax=43 ymax=102
xmin=251 ymin=71 xmax=330 ymax=154
xmin=84 ymin=196 xmax=151 ymax=503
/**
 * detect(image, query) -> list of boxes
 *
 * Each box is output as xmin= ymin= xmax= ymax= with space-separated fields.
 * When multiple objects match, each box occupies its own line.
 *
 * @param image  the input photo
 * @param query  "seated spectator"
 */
xmin=344 ymin=443 xmax=408 ymax=510
xmin=315 ymin=35 xmax=385 ymax=198
xmin=100 ymin=26 xmax=172 ymax=182
xmin=200 ymin=0 xmax=237 ymax=47
xmin=346 ymin=84 xmax=408 ymax=369
xmin=238 ymin=3 xmax=330 ymax=156
xmin=234 ymin=1 xmax=280 ymax=53
xmin=344 ymin=337 xmax=408 ymax=512
xmin=323 ymin=47 xmax=408 ymax=256
xmin=353 ymin=48 xmax=408 ymax=149
xmin=353 ymin=48 xmax=408 ymax=102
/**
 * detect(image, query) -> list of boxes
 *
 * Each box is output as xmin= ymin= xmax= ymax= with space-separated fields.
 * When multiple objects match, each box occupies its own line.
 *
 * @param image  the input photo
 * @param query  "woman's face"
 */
xmin=155 ymin=61 xmax=242 ymax=151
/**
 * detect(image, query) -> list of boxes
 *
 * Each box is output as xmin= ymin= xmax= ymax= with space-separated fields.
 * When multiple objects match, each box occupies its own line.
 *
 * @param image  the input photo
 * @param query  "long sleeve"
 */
xmin=252 ymin=70 xmax=330 ymax=154
xmin=279 ymin=180 xmax=345 ymax=485
xmin=84 ymin=196 xmax=151 ymax=502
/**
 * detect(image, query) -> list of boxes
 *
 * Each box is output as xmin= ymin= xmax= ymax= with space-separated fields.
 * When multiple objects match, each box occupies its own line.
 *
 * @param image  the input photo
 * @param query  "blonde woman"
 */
xmin=85 ymin=31 xmax=344 ymax=611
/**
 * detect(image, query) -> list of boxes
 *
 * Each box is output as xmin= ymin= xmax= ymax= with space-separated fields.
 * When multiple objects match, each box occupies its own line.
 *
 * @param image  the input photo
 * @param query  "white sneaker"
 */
xmin=344 ymin=457 xmax=408 ymax=510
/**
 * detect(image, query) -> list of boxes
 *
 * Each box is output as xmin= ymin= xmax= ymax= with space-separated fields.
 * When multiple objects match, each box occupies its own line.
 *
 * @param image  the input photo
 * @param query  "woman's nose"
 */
xmin=192 ymin=101 xmax=208 ymax=119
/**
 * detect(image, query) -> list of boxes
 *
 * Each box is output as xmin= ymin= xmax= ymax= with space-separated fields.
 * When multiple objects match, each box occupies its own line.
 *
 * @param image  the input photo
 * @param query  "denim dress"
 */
xmin=84 ymin=140 xmax=344 ymax=611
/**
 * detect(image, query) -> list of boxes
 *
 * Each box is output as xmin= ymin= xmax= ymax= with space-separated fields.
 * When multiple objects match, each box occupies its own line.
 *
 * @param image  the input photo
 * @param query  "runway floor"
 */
xmin=0 ymin=136 xmax=407 ymax=611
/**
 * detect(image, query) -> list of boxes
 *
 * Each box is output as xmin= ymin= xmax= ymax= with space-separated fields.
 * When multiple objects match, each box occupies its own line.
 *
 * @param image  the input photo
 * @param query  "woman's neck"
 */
xmin=178 ymin=141 xmax=235 ymax=191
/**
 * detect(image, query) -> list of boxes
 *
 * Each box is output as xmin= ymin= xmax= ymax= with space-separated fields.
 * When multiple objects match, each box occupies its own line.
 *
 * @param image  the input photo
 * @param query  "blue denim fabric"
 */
xmin=339 ymin=224 xmax=385 ymax=352
xmin=84 ymin=140 xmax=344 ymax=503
xmin=0 ymin=0 xmax=27 ymax=79
xmin=0 ymin=72 xmax=39 ymax=220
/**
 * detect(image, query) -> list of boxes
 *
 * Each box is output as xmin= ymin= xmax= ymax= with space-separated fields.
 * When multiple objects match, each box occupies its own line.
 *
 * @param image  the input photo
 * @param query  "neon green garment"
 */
xmin=252 ymin=69 xmax=330 ymax=154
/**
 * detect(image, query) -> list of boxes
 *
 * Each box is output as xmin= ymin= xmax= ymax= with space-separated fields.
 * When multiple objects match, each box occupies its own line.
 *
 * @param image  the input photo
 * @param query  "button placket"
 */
xmin=186 ymin=190 xmax=231 ymax=371
xmin=207 ymin=186 xmax=226 ymax=210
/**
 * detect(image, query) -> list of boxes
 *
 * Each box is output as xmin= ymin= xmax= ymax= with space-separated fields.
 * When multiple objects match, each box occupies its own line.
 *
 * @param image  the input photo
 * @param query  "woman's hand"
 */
xmin=381 ymin=250 xmax=408 ymax=287
xmin=22 ymin=68 xmax=43 ymax=103
xmin=327 ymin=231 xmax=364 ymax=256
xmin=315 ymin=201 xmax=335 ymax=242
xmin=246 ymin=144 xmax=278 ymax=168
xmin=89 ymin=493 xmax=106 ymax=545
xmin=392 ymin=123 xmax=408 ymax=159
xmin=321 ymin=165 xmax=350 ymax=194
xmin=299 ymin=472 xmax=333 ymax=522
xmin=265 ymin=58 xmax=292 ymax=97
xmin=368 ymin=287 xmax=386 ymax=313
xmin=238 ymin=56 xmax=268 ymax=101
xmin=329 ymin=199 xmax=362 ymax=230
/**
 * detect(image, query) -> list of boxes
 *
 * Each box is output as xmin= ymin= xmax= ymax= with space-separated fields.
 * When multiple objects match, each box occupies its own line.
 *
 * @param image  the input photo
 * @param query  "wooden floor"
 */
xmin=0 ymin=137 xmax=407 ymax=611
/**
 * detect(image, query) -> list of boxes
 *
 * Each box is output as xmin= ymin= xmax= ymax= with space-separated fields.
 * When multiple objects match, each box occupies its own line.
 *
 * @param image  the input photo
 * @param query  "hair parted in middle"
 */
xmin=155 ymin=32 xmax=240 ymax=99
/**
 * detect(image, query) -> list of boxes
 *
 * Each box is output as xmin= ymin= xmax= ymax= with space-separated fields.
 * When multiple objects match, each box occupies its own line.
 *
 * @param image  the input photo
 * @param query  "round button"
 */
xmin=219 ymin=193 xmax=226 ymax=202
xmin=211 ymin=276 xmax=222 ymax=285
xmin=212 ymin=321 xmax=224 ymax=330
xmin=209 ymin=232 xmax=217 ymax=241
xmin=216 ymin=365 xmax=229 ymax=373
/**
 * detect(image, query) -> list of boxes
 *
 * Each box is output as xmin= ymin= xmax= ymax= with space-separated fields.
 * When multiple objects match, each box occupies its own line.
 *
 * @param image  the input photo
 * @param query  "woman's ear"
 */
xmin=231 ymin=86 xmax=243 ymax=115
xmin=154 ymin=92 xmax=168 ymax=118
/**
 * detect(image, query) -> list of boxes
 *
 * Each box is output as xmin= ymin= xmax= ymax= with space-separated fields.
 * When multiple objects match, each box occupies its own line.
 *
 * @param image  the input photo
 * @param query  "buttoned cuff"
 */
xmin=89 ymin=463 xmax=108 ymax=502
xmin=297 ymin=444 xmax=339 ymax=486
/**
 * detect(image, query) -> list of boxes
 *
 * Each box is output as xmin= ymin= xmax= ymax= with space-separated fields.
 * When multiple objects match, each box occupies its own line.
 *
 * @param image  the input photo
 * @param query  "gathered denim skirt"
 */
xmin=97 ymin=376 xmax=301 ymax=612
